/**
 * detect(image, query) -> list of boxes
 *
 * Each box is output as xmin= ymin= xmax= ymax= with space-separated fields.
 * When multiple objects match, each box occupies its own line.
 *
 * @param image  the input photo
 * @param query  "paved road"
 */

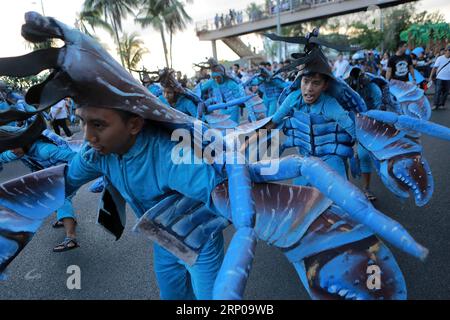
xmin=0 ymin=102 xmax=449 ymax=300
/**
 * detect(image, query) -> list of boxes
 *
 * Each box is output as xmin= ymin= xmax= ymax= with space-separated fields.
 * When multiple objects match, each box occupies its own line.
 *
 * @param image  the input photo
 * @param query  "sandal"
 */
xmin=52 ymin=220 xmax=65 ymax=228
xmin=363 ymin=189 xmax=377 ymax=201
xmin=53 ymin=237 xmax=79 ymax=252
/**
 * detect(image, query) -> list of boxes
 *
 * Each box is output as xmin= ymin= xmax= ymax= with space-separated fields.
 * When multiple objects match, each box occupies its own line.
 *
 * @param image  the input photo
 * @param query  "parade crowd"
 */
xmin=0 ymin=10 xmax=449 ymax=301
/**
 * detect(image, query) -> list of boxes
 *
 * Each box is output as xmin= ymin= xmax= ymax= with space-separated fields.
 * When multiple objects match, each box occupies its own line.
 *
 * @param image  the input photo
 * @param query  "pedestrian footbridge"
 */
xmin=196 ymin=0 xmax=417 ymax=60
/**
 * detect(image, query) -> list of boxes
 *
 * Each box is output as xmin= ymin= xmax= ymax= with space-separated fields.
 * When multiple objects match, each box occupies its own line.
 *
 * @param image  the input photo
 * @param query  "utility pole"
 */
xmin=380 ymin=8 xmax=384 ymax=53
xmin=276 ymin=0 xmax=281 ymax=62
xmin=40 ymin=0 xmax=46 ymax=15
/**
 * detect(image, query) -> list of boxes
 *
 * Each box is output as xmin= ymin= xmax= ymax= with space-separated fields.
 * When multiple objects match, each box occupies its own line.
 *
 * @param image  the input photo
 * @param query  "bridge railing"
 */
xmin=195 ymin=0 xmax=340 ymax=34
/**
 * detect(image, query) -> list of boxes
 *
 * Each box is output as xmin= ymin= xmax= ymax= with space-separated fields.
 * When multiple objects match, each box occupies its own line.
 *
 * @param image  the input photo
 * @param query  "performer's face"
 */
xmin=301 ymin=73 xmax=328 ymax=105
xmin=76 ymin=107 xmax=144 ymax=156
xmin=163 ymin=88 xmax=177 ymax=105
xmin=213 ymin=75 xmax=224 ymax=84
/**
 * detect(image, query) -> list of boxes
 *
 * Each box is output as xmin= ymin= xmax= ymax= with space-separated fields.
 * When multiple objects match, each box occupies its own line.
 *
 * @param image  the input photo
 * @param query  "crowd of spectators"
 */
xmin=210 ymin=0 xmax=337 ymax=30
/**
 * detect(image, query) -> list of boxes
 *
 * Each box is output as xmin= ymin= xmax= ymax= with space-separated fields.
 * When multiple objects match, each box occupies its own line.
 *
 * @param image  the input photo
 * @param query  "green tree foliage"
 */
xmin=0 ymin=72 xmax=49 ymax=92
xmin=82 ymin=0 xmax=138 ymax=66
xmin=135 ymin=0 xmax=192 ymax=68
xmin=348 ymin=21 xmax=383 ymax=49
xmin=118 ymin=32 xmax=149 ymax=72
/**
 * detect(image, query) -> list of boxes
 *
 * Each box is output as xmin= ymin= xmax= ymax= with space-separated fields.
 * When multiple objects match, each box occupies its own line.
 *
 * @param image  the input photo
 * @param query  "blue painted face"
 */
xmin=211 ymin=72 xmax=224 ymax=84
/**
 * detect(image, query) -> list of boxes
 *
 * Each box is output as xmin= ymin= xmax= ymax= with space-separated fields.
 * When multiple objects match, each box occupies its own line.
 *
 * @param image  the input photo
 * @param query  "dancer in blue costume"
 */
xmin=194 ymin=58 xmax=252 ymax=125
xmin=243 ymin=66 xmax=290 ymax=116
xmin=0 ymin=119 xmax=80 ymax=252
xmin=265 ymin=30 xmax=450 ymax=206
xmin=1 ymin=13 xmax=448 ymax=301
xmin=343 ymin=66 xmax=383 ymax=200
xmin=268 ymin=41 xmax=356 ymax=183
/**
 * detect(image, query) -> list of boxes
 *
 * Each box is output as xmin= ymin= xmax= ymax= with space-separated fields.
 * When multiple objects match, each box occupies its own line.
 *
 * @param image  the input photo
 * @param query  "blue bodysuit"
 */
xmin=65 ymin=125 xmax=227 ymax=300
xmin=196 ymin=77 xmax=247 ymax=124
xmin=272 ymin=90 xmax=355 ymax=184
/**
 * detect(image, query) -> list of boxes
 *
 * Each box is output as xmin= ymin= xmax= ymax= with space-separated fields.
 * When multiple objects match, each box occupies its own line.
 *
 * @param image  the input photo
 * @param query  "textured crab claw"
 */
xmin=356 ymin=113 xmax=439 ymax=206
xmin=248 ymin=155 xmax=428 ymax=260
xmin=207 ymin=95 xmax=255 ymax=112
xmin=389 ymin=79 xmax=431 ymax=120
xmin=300 ymin=157 xmax=428 ymax=260
xmin=288 ymin=208 xmax=406 ymax=300
xmin=0 ymin=165 xmax=66 ymax=279
xmin=364 ymin=110 xmax=450 ymax=141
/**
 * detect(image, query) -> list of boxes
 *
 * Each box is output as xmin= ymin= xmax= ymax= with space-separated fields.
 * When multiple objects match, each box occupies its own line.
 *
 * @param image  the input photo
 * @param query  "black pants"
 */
xmin=52 ymin=118 xmax=72 ymax=137
xmin=434 ymin=79 xmax=450 ymax=107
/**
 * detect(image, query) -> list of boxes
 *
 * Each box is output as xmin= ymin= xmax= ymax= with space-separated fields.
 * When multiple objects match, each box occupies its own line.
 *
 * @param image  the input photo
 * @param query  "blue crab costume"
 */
xmin=344 ymin=64 xmax=446 ymax=206
xmin=266 ymin=32 xmax=363 ymax=182
xmin=266 ymin=31 xmax=450 ymax=206
xmin=194 ymin=58 xmax=266 ymax=127
xmin=0 ymin=123 xmax=81 ymax=228
xmin=342 ymin=66 xmax=383 ymax=179
xmin=0 ymin=12 xmax=445 ymax=300
xmin=243 ymin=66 xmax=290 ymax=116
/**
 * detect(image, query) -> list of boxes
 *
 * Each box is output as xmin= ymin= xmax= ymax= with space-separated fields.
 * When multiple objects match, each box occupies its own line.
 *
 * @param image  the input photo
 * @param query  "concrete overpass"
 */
xmin=196 ymin=0 xmax=418 ymax=61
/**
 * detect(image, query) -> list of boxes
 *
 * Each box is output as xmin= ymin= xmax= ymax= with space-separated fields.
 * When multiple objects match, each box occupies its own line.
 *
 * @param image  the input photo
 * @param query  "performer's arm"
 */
xmin=428 ymin=66 xmax=437 ymax=82
xmin=156 ymin=133 xmax=226 ymax=209
xmin=385 ymin=67 xmax=392 ymax=81
xmin=408 ymin=65 xmax=416 ymax=84
xmin=65 ymin=145 xmax=103 ymax=195
xmin=0 ymin=150 xmax=21 ymax=164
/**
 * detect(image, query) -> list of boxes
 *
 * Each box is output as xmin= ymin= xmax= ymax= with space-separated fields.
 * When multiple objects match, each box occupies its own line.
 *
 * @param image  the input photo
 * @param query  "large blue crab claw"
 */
xmin=248 ymin=155 xmax=428 ymax=261
xmin=355 ymin=112 xmax=449 ymax=206
xmin=288 ymin=208 xmax=407 ymax=300
xmin=389 ymin=79 xmax=431 ymax=120
xmin=363 ymin=110 xmax=450 ymax=141
xmin=0 ymin=165 xmax=66 ymax=279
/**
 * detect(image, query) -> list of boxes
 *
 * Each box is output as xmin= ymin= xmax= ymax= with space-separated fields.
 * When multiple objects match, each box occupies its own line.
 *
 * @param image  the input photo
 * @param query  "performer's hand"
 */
xmin=11 ymin=148 xmax=25 ymax=157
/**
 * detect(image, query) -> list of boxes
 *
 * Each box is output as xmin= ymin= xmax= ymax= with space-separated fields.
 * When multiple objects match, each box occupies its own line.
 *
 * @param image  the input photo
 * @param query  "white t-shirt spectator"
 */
xmin=380 ymin=58 xmax=389 ymax=71
xmin=50 ymin=99 xmax=68 ymax=120
xmin=433 ymin=55 xmax=450 ymax=80
xmin=333 ymin=58 xmax=350 ymax=78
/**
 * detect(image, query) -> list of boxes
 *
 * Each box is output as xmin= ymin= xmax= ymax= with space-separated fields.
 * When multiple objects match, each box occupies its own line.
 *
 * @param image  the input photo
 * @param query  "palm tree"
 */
xmin=246 ymin=2 xmax=263 ymax=21
xmin=82 ymin=0 xmax=138 ymax=66
xmin=118 ymin=32 xmax=149 ymax=72
xmin=75 ymin=9 xmax=114 ymax=38
xmin=135 ymin=0 xmax=192 ymax=68
xmin=165 ymin=2 xmax=192 ymax=68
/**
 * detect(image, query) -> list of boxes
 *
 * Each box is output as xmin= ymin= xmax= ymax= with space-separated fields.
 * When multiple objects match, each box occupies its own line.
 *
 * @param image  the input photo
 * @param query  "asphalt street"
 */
xmin=0 ymin=99 xmax=449 ymax=300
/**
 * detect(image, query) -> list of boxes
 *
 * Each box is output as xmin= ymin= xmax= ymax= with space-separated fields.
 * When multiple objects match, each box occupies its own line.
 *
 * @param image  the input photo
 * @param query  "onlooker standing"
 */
xmin=214 ymin=13 xmax=220 ymax=29
xmin=232 ymin=63 xmax=243 ymax=79
xmin=50 ymin=98 xmax=73 ymax=139
xmin=386 ymin=41 xmax=416 ymax=83
xmin=429 ymin=45 xmax=450 ymax=110
xmin=332 ymin=53 xmax=350 ymax=78
xmin=380 ymin=52 xmax=390 ymax=77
